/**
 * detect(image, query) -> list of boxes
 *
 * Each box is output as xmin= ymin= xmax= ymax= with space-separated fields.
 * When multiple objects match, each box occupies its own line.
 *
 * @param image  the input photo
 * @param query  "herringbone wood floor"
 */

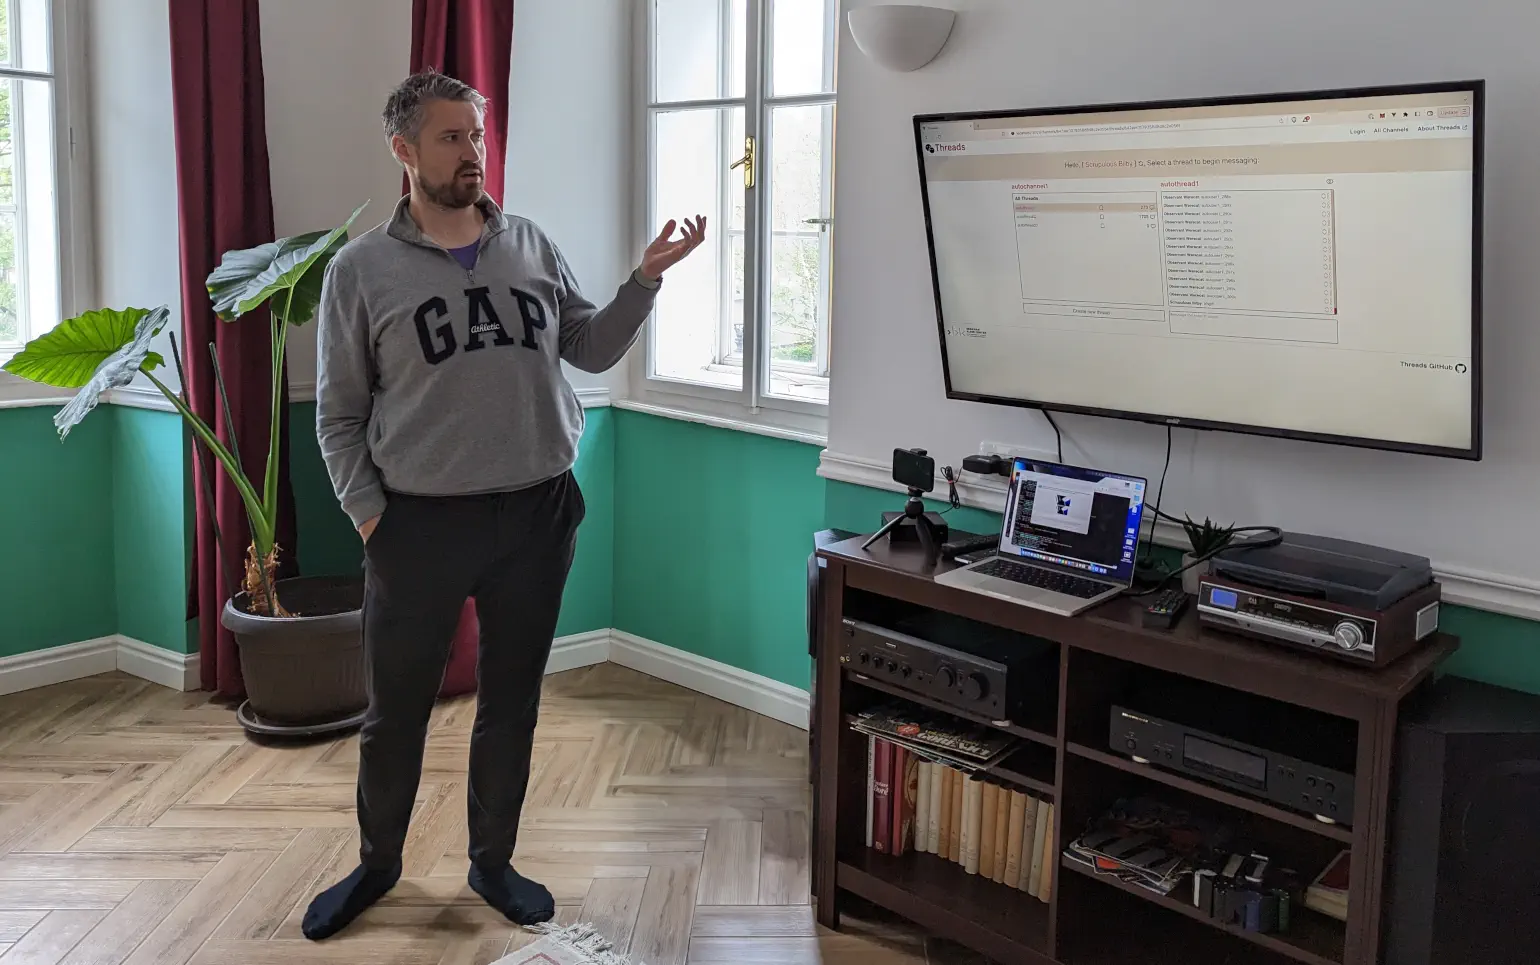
xmin=0 ymin=663 xmax=982 ymax=965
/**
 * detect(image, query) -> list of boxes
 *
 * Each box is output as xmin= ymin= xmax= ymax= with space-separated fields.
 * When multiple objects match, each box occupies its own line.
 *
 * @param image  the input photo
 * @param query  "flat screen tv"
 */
xmin=914 ymin=80 xmax=1484 ymax=459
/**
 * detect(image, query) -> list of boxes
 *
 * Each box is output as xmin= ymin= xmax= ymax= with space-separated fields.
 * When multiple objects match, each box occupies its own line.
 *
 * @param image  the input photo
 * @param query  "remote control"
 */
xmin=942 ymin=533 xmax=999 ymax=559
xmin=1142 ymin=587 xmax=1190 ymax=629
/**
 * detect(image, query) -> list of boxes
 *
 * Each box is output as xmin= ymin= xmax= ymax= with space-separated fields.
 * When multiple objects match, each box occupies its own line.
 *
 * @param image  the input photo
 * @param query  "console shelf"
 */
xmin=814 ymin=536 xmax=1458 ymax=965
xmin=1059 ymin=857 xmax=1344 ymax=965
xmin=1065 ymin=742 xmax=1355 ymax=844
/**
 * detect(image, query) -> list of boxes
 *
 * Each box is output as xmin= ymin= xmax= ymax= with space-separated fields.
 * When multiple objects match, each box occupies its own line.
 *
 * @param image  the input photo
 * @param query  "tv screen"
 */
xmin=915 ymin=81 xmax=1483 ymax=458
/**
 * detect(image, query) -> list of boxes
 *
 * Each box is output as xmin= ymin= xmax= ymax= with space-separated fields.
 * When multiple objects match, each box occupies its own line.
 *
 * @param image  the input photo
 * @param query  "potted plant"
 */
xmin=3 ymin=202 xmax=369 ymax=735
xmin=1180 ymin=515 xmax=1235 ymax=595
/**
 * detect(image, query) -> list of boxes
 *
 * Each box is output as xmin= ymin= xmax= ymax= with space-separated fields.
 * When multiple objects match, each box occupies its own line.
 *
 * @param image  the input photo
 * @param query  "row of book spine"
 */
xmin=865 ymin=736 xmax=1056 ymax=900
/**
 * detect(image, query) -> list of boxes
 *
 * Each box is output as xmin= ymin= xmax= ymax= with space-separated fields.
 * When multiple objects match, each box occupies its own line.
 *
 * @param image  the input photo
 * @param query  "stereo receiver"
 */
xmin=1110 ymin=706 xmax=1355 ymax=826
xmin=839 ymin=618 xmax=1009 ymax=718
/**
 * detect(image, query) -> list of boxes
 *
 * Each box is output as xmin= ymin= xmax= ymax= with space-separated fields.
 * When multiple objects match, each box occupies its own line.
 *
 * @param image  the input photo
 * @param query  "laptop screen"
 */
xmin=998 ymin=458 xmax=1148 ymax=585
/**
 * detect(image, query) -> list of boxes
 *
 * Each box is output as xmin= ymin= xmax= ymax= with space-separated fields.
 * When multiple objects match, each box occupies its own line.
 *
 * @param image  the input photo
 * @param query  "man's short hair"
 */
xmin=382 ymin=68 xmax=487 ymax=141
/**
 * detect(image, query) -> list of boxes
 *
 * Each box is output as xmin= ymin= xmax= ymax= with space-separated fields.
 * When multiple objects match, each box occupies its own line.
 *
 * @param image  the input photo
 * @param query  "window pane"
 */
xmin=0 ymin=212 xmax=18 ymax=345
xmin=0 ymin=0 xmax=51 ymax=73
xmin=654 ymin=0 xmax=745 ymax=103
xmin=765 ymin=104 xmax=832 ymax=402
xmin=0 ymin=78 xmax=14 ymax=206
xmin=771 ymin=0 xmax=834 ymax=97
xmin=651 ymin=106 xmax=746 ymax=391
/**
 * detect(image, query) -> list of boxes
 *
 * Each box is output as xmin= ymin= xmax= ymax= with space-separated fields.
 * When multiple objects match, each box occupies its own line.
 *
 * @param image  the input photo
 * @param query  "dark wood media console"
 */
xmin=813 ymin=536 xmax=1458 ymax=965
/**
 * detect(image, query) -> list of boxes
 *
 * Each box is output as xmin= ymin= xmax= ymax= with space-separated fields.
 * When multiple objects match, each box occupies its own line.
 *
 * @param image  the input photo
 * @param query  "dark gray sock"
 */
xmin=302 ymin=862 xmax=401 ymax=940
xmin=468 ymin=864 xmax=555 ymax=926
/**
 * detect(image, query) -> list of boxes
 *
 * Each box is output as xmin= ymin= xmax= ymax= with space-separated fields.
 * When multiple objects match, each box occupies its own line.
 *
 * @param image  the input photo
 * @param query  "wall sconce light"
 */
xmin=846 ymin=4 xmax=957 ymax=72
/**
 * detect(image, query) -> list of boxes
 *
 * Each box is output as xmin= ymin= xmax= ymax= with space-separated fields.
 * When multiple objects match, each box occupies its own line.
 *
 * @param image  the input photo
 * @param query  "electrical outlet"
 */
xmin=978 ymin=440 xmax=1057 ymax=462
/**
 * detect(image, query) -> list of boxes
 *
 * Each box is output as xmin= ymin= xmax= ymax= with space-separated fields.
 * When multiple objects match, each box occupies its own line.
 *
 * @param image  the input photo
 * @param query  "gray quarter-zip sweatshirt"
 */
xmin=315 ymin=195 xmax=658 ymax=528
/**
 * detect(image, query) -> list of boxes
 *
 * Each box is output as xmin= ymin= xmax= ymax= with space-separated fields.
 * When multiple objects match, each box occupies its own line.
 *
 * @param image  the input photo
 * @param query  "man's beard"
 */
xmin=414 ymin=164 xmax=484 ymax=209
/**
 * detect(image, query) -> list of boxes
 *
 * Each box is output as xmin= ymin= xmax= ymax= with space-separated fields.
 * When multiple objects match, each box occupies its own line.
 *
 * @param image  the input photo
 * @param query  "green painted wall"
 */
xmin=0 ymin=407 xmax=117 ymax=655
xmin=612 ymin=409 xmax=825 ymax=688
xmin=9 ymin=396 xmax=1540 ymax=702
xmin=110 ymin=407 xmax=191 ymax=653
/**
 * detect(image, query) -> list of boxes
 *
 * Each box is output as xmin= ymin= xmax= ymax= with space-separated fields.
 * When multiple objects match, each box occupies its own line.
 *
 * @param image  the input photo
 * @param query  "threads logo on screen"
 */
xmin=925 ymin=142 xmax=967 ymax=154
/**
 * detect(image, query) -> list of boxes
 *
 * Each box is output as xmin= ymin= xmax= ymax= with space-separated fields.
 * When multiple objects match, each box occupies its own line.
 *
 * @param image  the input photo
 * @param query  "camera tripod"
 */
xmin=861 ymin=486 xmax=944 ymax=563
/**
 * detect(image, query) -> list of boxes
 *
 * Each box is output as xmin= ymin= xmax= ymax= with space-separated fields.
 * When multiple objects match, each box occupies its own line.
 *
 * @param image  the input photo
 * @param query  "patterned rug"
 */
xmin=493 ymin=923 xmax=639 ymax=965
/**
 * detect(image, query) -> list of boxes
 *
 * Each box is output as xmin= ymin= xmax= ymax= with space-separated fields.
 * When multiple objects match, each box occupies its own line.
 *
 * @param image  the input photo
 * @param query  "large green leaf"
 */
xmin=0 ymin=306 xmax=171 ymax=440
xmin=206 ymin=200 xmax=369 ymax=326
xmin=1 ymin=306 xmax=167 ymax=389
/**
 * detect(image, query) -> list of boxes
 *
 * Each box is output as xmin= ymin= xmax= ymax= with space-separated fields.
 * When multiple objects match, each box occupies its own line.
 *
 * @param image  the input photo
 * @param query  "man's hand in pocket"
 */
xmin=358 ymin=515 xmax=381 ymax=544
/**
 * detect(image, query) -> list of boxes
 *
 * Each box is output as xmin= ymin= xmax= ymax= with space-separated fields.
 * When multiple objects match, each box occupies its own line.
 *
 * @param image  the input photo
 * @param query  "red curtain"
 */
xmin=407 ymin=0 xmax=515 ymax=205
xmin=169 ymin=0 xmax=299 ymax=698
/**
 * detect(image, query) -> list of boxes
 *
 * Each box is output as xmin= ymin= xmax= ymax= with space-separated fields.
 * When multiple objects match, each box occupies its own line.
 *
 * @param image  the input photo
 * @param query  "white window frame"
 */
xmin=627 ymin=0 xmax=837 ymax=441
xmin=0 ymin=0 xmax=88 ymax=379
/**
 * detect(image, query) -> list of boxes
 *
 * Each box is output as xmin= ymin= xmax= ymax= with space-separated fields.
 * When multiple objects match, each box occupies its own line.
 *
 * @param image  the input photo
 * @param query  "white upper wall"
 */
xmin=87 ymin=0 xmax=181 ymax=392
xmin=82 ymin=0 xmax=636 ymax=399
xmin=260 ymin=0 xmax=413 ymax=393
xmin=829 ymin=0 xmax=1540 ymax=590
xmin=505 ymin=0 xmax=635 ymax=398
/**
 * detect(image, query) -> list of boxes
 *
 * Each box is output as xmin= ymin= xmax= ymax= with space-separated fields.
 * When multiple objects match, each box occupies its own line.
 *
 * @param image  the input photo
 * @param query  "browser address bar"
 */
xmin=993 ymin=115 xmax=1301 ymax=138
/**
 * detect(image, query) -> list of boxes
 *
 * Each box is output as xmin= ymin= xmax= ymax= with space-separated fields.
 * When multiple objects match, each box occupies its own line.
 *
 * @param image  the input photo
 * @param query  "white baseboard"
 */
xmin=5 ymin=629 xmax=810 ymax=734
xmin=545 ymin=630 xmax=612 ymax=675
xmin=607 ymin=631 xmax=811 ymax=731
xmin=116 ymin=637 xmax=201 ymax=691
xmin=0 ymin=638 xmax=120 ymax=696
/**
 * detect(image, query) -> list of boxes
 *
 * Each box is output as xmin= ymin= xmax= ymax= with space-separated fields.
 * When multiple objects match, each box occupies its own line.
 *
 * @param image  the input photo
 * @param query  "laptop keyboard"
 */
xmin=975 ymin=557 xmax=1111 ymax=599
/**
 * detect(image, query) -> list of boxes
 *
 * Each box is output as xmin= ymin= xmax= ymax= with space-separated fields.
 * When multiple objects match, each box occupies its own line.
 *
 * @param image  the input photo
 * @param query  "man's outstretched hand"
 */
xmin=639 ymin=216 xmax=707 ymax=281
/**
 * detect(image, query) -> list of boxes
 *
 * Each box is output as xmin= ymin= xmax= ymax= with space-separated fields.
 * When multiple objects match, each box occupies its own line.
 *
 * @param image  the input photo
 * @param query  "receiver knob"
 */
xmin=938 ymin=666 xmax=956 ymax=688
xmin=1333 ymin=621 xmax=1365 ymax=651
xmin=962 ymin=673 xmax=989 ymax=702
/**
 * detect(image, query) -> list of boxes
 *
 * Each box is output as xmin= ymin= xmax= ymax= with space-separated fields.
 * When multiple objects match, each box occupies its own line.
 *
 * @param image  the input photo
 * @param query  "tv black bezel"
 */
xmin=913 ymin=79 xmax=1485 ymax=461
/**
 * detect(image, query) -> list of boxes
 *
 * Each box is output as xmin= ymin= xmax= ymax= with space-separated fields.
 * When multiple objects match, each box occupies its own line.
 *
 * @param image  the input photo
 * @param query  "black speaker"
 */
xmin=1385 ymin=675 xmax=1540 ymax=965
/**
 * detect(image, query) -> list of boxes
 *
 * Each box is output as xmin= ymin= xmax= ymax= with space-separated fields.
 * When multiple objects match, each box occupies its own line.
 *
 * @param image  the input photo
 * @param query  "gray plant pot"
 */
xmin=221 ymin=575 xmax=367 ymax=732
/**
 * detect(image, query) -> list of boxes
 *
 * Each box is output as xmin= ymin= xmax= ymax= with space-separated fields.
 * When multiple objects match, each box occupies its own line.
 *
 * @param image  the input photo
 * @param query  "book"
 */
xmin=926 ymin=761 xmax=944 ymax=853
xmin=962 ymin=776 xmax=983 ymax=874
xmin=1027 ymin=796 xmax=1050 ymax=897
xmin=992 ymin=785 xmax=1011 ymax=883
xmin=936 ymin=767 xmax=953 ymax=857
xmin=1017 ymin=792 xmax=1039 ymax=891
xmin=1063 ymin=797 xmax=1233 ymax=899
xmin=915 ymin=763 xmax=932 ymax=855
xmin=872 ymin=739 xmax=893 ymax=853
xmin=889 ymin=747 xmax=907 ymax=855
xmin=949 ymin=766 xmax=965 ymax=861
xmin=864 ymin=735 xmax=876 ymax=848
xmin=851 ymin=702 xmax=1018 ymax=770
xmin=979 ymin=782 xmax=999 ymax=879
xmin=1004 ymin=790 xmax=1027 ymax=886
xmin=1036 ymin=802 xmax=1055 ymax=901
xmin=894 ymin=748 xmax=919 ymax=856
xmin=1305 ymin=849 xmax=1350 ymax=921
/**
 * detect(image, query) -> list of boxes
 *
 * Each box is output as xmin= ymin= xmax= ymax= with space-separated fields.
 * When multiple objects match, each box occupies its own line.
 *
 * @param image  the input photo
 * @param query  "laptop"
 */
xmin=935 ymin=457 xmax=1148 ymax=616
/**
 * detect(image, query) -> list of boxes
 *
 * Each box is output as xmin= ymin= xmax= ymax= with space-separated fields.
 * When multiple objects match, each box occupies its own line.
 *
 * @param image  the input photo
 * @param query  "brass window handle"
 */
xmin=729 ymin=137 xmax=755 ymax=188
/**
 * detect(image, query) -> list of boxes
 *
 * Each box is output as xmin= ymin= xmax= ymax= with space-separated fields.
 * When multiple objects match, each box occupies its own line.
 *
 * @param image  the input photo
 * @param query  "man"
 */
xmin=305 ymin=69 xmax=705 ymax=941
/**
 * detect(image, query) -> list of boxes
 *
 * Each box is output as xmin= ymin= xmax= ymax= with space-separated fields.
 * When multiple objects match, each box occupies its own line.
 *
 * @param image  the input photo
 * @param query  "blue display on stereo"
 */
xmin=1210 ymin=588 xmax=1239 ymax=610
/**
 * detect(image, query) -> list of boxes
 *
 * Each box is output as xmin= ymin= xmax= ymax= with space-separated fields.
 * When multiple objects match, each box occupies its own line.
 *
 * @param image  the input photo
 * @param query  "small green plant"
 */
xmin=2 ymin=202 xmax=369 ymax=616
xmin=1182 ymin=515 xmax=1236 ymax=559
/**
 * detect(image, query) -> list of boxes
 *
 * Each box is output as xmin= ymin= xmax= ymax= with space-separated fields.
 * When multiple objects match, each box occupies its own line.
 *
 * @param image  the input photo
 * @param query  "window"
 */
xmin=0 ymin=0 xmax=62 ymax=357
xmin=641 ymin=0 xmax=837 ymax=422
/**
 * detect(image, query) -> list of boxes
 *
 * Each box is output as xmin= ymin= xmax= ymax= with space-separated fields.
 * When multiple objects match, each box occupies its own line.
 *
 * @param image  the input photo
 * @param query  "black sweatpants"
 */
xmin=356 ymin=470 xmax=584 ymax=872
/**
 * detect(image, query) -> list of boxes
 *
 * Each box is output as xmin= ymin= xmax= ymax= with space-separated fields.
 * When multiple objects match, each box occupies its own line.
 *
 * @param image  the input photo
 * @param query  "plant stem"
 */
xmin=206 ymin=342 xmax=277 ymax=617
xmin=167 ymin=334 xmax=242 ymax=612
xmin=143 ymin=371 xmax=270 ymax=549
